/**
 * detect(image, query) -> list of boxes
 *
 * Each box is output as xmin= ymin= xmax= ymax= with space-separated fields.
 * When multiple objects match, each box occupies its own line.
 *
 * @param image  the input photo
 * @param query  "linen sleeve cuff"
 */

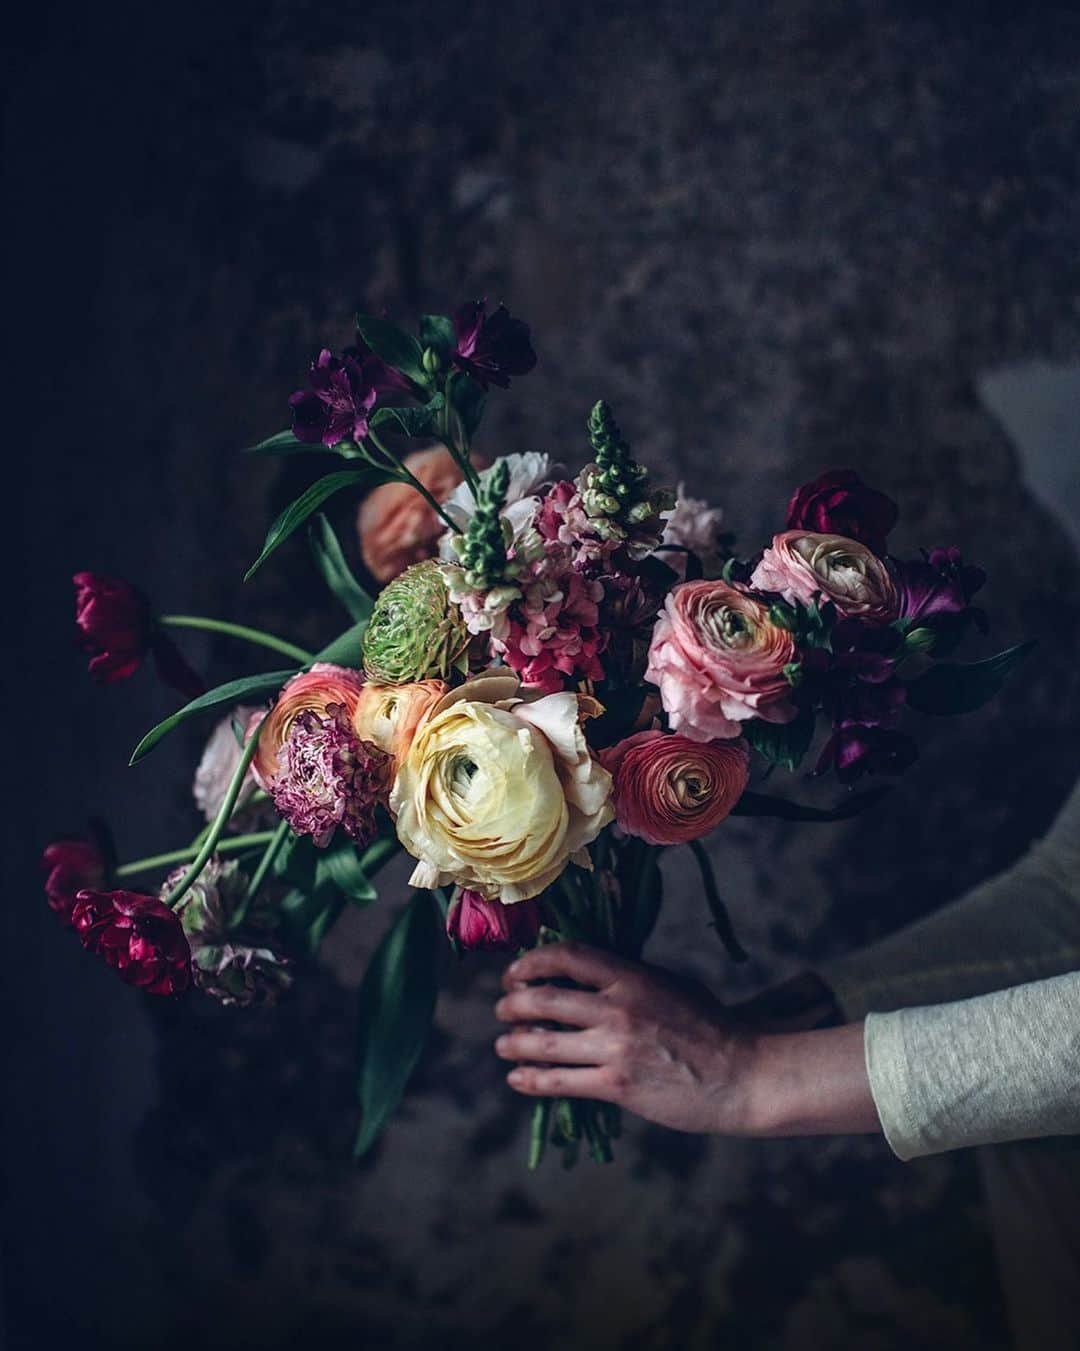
xmin=863 ymin=1010 xmax=923 ymax=1161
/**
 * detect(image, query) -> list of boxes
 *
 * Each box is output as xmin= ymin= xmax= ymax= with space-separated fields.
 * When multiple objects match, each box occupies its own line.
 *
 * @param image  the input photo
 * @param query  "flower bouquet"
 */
xmin=48 ymin=300 xmax=1031 ymax=1168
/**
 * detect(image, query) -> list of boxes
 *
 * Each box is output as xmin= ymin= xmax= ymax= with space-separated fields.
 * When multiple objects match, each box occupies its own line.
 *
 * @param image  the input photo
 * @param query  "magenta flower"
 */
xmin=502 ymin=563 xmax=607 ymax=693
xmin=815 ymin=725 xmax=918 ymax=783
xmin=42 ymin=837 xmax=107 ymax=926
xmin=71 ymin=890 xmax=192 ymax=996
xmin=785 ymin=469 xmax=898 ymax=557
xmin=270 ymin=703 xmax=390 ymax=848
xmin=896 ymin=547 xmax=987 ymax=624
xmin=289 ymin=345 xmax=412 ymax=447
xmin=446 ymin=889 xmax=542 ymax=952
xmin=452 ymin=301 xmax=537 ymax=389
xmin=73 ymin=572 xmax=203 ymax=698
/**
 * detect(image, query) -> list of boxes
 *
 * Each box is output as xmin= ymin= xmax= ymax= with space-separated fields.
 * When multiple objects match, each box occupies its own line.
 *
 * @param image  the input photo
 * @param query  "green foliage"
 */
xmin=369 ymin=394 xmax=445 ymax=439
xmin=419 ymin=314 xmax=456 ymax=351
xmin=129 ymin=670 xmax=296 ymax=764
xmin=742 ymin=707 xmax=816 ymax=771
xmin=687 ymin=839 xmax=747 ymax=963
xmin=308 ymin=514 xmax=374 ymax=624
xmin=246 ymin=469 xmax=390 ymax=581
xmin=355 ymin=313 xmax=428 ymax=387
xmin=731 ymin=786 xmax=892 ymax=822
xmin=905 ymin=642 xmax=1036 ymax=715
xmin=245 ymin=430 xmax=326 ymax=456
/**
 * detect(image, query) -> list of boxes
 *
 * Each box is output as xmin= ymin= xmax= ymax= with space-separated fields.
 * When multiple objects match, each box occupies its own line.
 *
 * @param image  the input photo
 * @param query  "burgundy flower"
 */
xmin=42 ymin=838 xmax=107 ymax=926
xmin=289 ymin=345 xmax=412 ymax=447
xmin=73 ymin=572 xmax=203 ymax=698
xmin=451 ymin=301 xmax=536 ymax=390
xmin=446 ymin=889 xmax=542 ymax=952
xmin=270 ymin=703 xmax=390 ymax=848
xmin=816 ymin=725 xmax=918 ymax=783
xmin=896 ymin=546 xmax=987 ymax=624
xmin=785 ymin=469 xmax=898 ymax=557
xmin=71 ymin=890 xmax=192 ymax=995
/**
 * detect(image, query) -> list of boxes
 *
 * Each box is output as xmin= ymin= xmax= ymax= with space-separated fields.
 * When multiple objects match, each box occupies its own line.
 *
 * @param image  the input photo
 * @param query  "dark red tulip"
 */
xmin=73 ymin=572 xmax=203 ymax=698
xmin=72 ymin=890 xmax=192 ymax=995
xmin=785 ymin=469 xmax=898 ymax=557
xmin=446 ymin=889 xmax=541 ymax=952
xmin=42 ymin=838 xmax=107 ymax=926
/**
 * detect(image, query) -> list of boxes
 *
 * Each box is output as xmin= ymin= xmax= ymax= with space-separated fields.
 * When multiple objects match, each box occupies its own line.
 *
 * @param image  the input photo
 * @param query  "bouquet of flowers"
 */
xmin=47 ymin=300 xmax=1031 ymax=1168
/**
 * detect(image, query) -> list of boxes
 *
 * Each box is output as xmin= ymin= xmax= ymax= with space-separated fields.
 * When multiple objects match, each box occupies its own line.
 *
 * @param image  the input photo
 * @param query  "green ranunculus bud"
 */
xmin=422 ymin=345 xmax=442 ymax=375
xmin=903 ymin=626 xmax=937 ymax=654
xmin=362 ymin=560 xmax=471 ymax=683
xmin=769 ymin=602 xmax=798 ymax=632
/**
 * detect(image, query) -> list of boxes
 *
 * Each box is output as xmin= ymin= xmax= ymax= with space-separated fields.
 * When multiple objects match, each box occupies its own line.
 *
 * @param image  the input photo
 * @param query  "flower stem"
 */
xmin=159 ymin=615 xmax=313 ymax=665
xmin=115 ymin=832 xmax=277 ymax=879
xmin=442 ymin=372 xmax=481 ymax=494
xmin=365 ymin=428 xmax=459 ymax=533
xmin=235 ymin=817 xmax=291 ymax=920
xmin=163 ymin=715 xmax=268 ymax=909
xmin=688 ymin=838 xmax=748 ymax=963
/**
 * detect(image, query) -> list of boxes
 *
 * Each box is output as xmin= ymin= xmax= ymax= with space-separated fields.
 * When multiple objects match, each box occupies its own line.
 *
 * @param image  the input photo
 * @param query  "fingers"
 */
xmin=501 ymin=941 xmax=635 ymax=992
xmin=506 ymin=1065 xmax=616 ymax=1100
xmin=494 ymin=1027 xmax=608 ymax=1065
xmin=494 ymin=985 xmax=603 ymax=1028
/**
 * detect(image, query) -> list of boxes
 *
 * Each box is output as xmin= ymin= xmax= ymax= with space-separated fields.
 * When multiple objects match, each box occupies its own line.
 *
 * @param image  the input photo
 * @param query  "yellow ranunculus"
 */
xmin=390 ymin=675 xmax=613 ymax=903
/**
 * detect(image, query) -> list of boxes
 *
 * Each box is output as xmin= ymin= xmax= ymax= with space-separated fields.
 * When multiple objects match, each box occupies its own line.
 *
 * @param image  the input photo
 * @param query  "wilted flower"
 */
xmin=73 ymin=572 xmax=203 ymax=698
xmin=451 ymin=301 xmax=536 ymax=389
xmin=600 ymin=730 xmax=749 ymax=846
xmin=42 ymin=837 xmax=107 ymax=926
xmin=163 ymin=856 xmax=247 ymax=943
xmin=895 ymin=546 xmax=987 ymax=624
xmin=361 ymin=560 xmax=470 ymax=684
xmin=71 ymin=890 xmax=192 ymax=995
xmin=785 ymin=469 xmax=898 ymax=557
xmin=359 ymin=445 xmax=477 ymax=584
xmin=289 ymin=345 xmax=412 ymax=447
xmin=352 ymin=679 xmax=448 ymax=764
xmin=646 ymin=580 xmax=798 ymax=741
xmin=193 ymin=707 xmax=262 ymax=823
xmin=250 ymin=664 xmax=367 ymax=792
xmin=751 ymin=531 xmax=898 ymax=624
xmin=190 ymin=942 xmax=293 ymax=1007
xmin=270 ymin=704 xmax=390 ymax=849
xmin=446 ymin=889 xmax=542 ymax=952
xmin=391 ymin=675 xmax=613 ymax=903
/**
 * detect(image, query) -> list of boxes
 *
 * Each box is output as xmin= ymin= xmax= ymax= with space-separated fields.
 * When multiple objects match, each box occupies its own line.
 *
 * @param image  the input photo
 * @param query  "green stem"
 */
xmin=115 ymin=832 xmax=277 ymax=879
xmin=163 ymin=715 xmax=268 ymax=909
xmin=688 ymin=838 xmax=749 ymax=964
xmin=365 ymin=428 xmax=458 ymax=533
xmin=159 ymin=615 xmax=313 ymax=665
xmin=234 ymin=818 xmax=291 ymax=922
xmin=442 ymin=372 xmax=481 ymax=494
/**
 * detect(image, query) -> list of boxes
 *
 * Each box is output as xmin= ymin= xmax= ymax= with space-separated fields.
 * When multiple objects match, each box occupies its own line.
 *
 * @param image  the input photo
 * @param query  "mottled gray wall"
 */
xmin=7 ymin=2 xmax=1079 ymax=1348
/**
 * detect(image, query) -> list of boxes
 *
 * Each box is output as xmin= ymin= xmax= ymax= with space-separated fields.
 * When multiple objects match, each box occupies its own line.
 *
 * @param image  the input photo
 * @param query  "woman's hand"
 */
xmin=494 ymin=942 xmax=881 ymax=1139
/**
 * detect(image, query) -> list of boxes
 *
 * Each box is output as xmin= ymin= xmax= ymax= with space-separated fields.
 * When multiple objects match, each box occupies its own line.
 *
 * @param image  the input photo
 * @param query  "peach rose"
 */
xmin=250 ymin=663 xmax=366 ymax=790
xmin=600 ymin=730 xmax=750 ymax=845
xmin=358 ymin=446 xmax=479 ymax=584
xmin=750 ymin=530 xmax=898 ymax=624
xmin=645 ymin=580 xmax=798 ymax=741
xmin=352 ymin=679 xmax=448 ymax=764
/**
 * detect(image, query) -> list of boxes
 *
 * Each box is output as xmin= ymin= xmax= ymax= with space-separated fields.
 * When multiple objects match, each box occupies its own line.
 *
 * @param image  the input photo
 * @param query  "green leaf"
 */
xmin=129 ymin=670 xmax=295 ymax=764
xmin=312 ymin=620 xmax=367 ymax=667
xmin=308 ymin=514 xmax=374 ymax=624
xmin=316 ymin=842 xmax=378 ymax=906
xmin=355 ymin=313 xmax=428 ymax=386
xmin=687 ymin=839 xmax=747 ymax=963
xmin=905 ymin=641 xmax=1036 ymax=716
xmin=419 ymin=314 xmax=456 ymax=351
xmin=245 ymin=430 xmax=324 ymax=457
xmin=354 ymin=891 xmax=441 ymax=1158
xmin=246 ymin=469 xmax=388 ymax=581
xmin=742 ymin=708 xmax=816 ymax=771
xmin=278 ymin=886 xmax=346 ymax=956
xmin=731 ymin=786 xmax=891 ymax=822
xmin=369 ymin=401 xmax=440 ymax=438
xmin=447 ymin=372 xmax=486 ymax=439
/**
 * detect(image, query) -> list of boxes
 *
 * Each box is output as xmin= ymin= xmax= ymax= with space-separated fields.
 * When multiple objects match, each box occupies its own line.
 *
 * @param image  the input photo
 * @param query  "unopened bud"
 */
xmin=422 ymin=346 xmax=442 ymax=375
xmin=903 ymin=626 xmax=937 ymax=654
xmin=769 ymin=602 xmax=798 ymax=632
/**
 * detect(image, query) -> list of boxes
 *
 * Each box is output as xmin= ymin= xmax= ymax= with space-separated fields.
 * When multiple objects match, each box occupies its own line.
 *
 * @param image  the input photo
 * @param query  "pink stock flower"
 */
xmin=502 ymin=562 xmax=607 ymax=693
xmin=269 ymin=704 xmax=390 ymax=849
xmin=645 ymin=580 xmax=798 ymax=741
xmin=600 ymin=730 xmax=750 ymax=845
xmin=750 ymin=531 xmax=898 ymax=624
xmin=446 ymin=889 xmax=542 ymax=952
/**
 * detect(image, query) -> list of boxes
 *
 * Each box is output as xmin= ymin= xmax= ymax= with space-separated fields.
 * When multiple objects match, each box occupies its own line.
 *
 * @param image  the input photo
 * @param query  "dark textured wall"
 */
xmin=6 ymin=2 xmax=1080 ymax=1348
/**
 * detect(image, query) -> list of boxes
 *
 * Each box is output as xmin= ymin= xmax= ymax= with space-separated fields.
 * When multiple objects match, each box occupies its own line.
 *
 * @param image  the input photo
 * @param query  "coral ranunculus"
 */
xmin=71 ymin=890 xmax=192 ymax=995
xmin=250 ymin=663 xmax=367 ymax=791
xmin=42 ymin=838 xmax=107 ymax=926
xmin=359 ymin=446 xmax=475 ymax=584
xmin=600 ymin=731 xmax=749 ymax=846
xmin=446 ymin=889 xmax=542 ymax=952
xmin=645 ymin=580 xmax=798 ymax=741
xmin=390 ymin=675 xmax=613 ymax=902
xmin=785 ymin=469 xmax=898 ymax=557
xmin=352 ymin=679 xmax=449 ymax=764
xmin=750 ymin=531 xmax=898 ymax=624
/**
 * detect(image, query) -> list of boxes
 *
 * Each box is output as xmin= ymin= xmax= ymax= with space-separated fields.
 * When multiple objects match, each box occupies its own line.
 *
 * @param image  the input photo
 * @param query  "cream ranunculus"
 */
xmin=389 ymin=674 xmax=613 ymax=903
xmin=750 ymin=530 xmax=898 ymax=624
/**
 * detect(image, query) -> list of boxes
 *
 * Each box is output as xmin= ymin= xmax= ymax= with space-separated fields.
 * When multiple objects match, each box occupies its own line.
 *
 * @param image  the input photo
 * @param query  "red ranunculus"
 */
xmin=785 ymin=470 xmax=898 ymax=557
xmin=73 ymin=572 xmax=203 ymax=698
xmin=42 ymin=838 xmax=107 ymax=926
xmin=72 ymin=890 xmax=192 ymax=995
xmin=446 ymin=889 xmax=542 ymax=952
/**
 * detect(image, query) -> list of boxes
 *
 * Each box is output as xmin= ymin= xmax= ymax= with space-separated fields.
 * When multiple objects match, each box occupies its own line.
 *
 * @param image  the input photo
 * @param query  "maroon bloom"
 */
xmin=447 ymin=890 xmax=542 ymax=953
xmin=451 ymin=301 xmax=537 ymax=389
xmin=896 ymin=547 xmax=987 ymax=624
xmin=785 ymin=469 xmax=899 ymax=557
xmin=72 ymin=890 xmax=192 ymax=995
xmin=73 ymin=572 xmax=203 ymax=698
xmin=816 ymin=725 xmax=918 ymax=783
xmin=289 ymin=345 xmax=412 ymax=447
xmin=42 ymin=838 xmax=107 ymax=926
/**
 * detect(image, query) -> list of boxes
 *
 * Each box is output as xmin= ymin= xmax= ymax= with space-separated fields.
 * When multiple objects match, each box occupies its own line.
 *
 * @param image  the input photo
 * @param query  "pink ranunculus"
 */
xmin=250 ymin=663 xmax=367 ymax=791
xmin=750 ymin=531 xmax=898 ymax=624
xmin=600 ymin=730 xmax=749 ymax=846
xmin=446 ymin=889 xmax=542 ymax=952
xmin=645 ymin=580 xmax=798 ymax=741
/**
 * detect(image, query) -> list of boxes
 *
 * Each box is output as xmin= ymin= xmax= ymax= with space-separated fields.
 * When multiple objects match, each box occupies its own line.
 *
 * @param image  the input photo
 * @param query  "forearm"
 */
xmin=742 ymin=1021 xmax=882 ymax=1137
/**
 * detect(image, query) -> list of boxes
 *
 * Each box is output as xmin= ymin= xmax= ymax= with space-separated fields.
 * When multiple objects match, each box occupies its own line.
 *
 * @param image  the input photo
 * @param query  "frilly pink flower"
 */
xmin=250 ymin=663 xmax=367 ymax=791
xmin=645 ymin=580 xmax=798 ymax=741
xmin=750 ymin=531 xmax=898 ymax=624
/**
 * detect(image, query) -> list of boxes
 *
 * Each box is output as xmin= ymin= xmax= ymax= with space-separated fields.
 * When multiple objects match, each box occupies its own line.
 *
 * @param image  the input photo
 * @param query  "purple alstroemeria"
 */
xmin=816 ymin=724 xmax=918 ymax=783
xmin=289 ymin=345 xmax=413 ymax=447
xmin=451 ymin=301 xmax=537 ymax=389
xmin=896 ymin=546 xmax=987 ymax=624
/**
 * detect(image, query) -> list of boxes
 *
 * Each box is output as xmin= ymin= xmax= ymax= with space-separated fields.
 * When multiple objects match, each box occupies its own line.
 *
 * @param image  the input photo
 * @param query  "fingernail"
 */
xmin=494 ymin=1036 xmax=508 ymax=1054
xmin=507 ymin=1069 xmax=524 ymax=1085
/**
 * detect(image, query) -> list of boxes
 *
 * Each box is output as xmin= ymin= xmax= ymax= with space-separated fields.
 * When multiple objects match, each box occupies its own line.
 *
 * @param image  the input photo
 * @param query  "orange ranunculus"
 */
xmin=352 ymin=679 xmax=449 ymax=765
xmin=249 ymin=663 xmax=366 ymax=791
